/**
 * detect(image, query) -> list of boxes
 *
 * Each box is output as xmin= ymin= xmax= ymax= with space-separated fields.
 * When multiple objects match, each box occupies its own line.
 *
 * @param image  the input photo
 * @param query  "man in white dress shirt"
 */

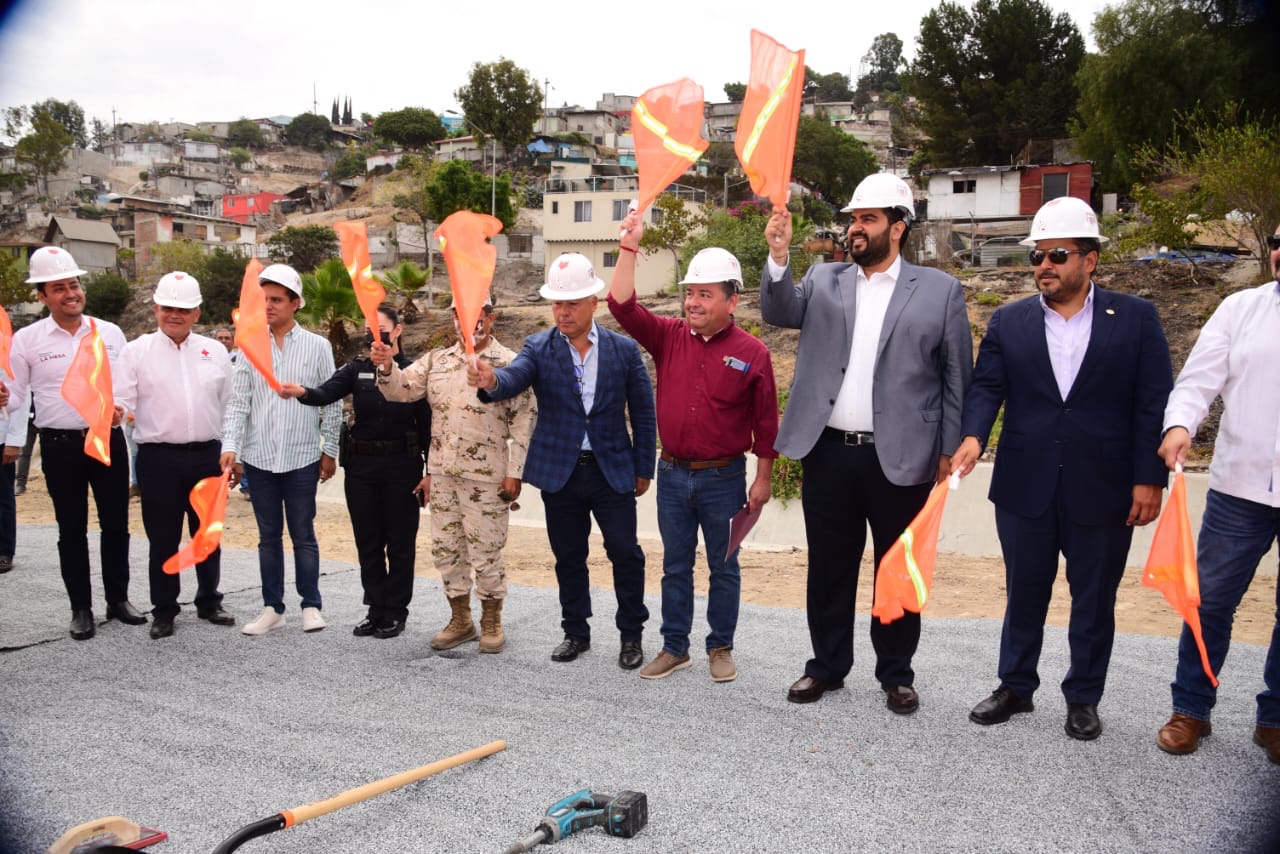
xmin=117 ymin=272 xmax=236 ymax=639
xmin=219 ymin=263 xmax=340 ymax=635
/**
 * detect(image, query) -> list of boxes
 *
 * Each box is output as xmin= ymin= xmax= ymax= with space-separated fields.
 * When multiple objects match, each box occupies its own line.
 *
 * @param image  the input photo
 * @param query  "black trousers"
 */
xmin=136 ymin=441 xmax=224 ymax=620
xmin=800 ymin=432 xmax=933 ymax=687
xmin=344 ymin=452 xmax=420 ymax=621
xmin=40 ymin=427 xmax=131 ymax=611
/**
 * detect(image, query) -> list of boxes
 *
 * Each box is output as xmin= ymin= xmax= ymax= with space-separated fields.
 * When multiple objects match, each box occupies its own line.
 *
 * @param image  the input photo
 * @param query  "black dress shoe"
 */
xmin=106 ymin=600 xmax=148 ymax=625
xmin=1065 ymin=703 xmax=1102 ymax=741
xmin=352 ymin=617 xmax=379 ymax=637
xmin=196 ymin=607 xmax=236 ymax=626
xmin=618 ymin=640 xmax=644 ymax=670
xmin=69 ymin=610 xmax=95 ymax=640
xmin=969 ymin=687 xmax=1035 ymax=725
xmin=787 ymin=675 xmax=844 ymax=704
xmin=885 ymin=685 xmax=920 ymax=715
xmin=150 ymin=616 xmax=175 ymax=639
xmin=551 ymin=637 xmax=590 ymax=662
xmin=374 ymin=619 xmax=406 ymax=639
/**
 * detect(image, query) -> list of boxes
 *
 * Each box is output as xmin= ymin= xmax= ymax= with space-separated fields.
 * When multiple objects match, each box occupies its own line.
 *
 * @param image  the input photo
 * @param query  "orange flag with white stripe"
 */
xmin=163 ymin=470 xmax=230 ymax=574
xmin=0 ymin=303 xmax=14 ymax=379
xmin=59 ymin=318 xmax=114 ymax=465
xmin=872 ymin=477 xmax=955 ymax=624
xmin=1143 ymin=468 xmax=1218 ymax=686
xmin=632 ymin=78 xmax=708 ymax=215
xmin=435 ymin=210 xmax=502 ymax=358
xmin=233 ymin=258 xmax=282 ymax=392
xmin=735 ymin=30 xmax=805 ymax=210
xmin=335 ymin=221 xmax=385 ymax=340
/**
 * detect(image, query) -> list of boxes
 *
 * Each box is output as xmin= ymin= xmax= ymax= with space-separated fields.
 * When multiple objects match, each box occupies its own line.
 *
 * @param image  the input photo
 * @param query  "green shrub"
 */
xmin=976 ymin=291 xmax=1003 ymax=307
xmin=83 ymin=272 xmax=131 ymax=320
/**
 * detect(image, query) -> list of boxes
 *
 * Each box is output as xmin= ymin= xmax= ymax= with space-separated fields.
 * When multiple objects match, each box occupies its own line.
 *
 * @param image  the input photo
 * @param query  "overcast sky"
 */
xmin=0 ymin=0 xmax=1111 ymax=133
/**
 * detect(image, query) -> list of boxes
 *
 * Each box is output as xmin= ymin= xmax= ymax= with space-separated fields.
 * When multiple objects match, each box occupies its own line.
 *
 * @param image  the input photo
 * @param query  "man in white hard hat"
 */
xmin=219 ymin=263 xmax=341 ymax=635
xmin=762 ymin=172 xmax=972 ymax=712
xmin=952 ymin=195 xmax=1173 ymax=741
xmin=1150 ymin=222 xmax=1280 ymax=764
xmin=2 ymin=246 xmax=146 ymax=639
xmin=464 ymin=255 xmax=656 ymax=669
xmin=374 ymin=293 xmax=535 ymax=655
xmin=116 ymin=272 xmax=235 ymax=638
xmin=610 ymin=223 xmax=778 ymax=683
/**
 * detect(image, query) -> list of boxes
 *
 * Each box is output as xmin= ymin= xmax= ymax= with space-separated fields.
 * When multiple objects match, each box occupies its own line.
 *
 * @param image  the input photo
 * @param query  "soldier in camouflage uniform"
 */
xmin=372 ymin=295 xmax=536 ymax=653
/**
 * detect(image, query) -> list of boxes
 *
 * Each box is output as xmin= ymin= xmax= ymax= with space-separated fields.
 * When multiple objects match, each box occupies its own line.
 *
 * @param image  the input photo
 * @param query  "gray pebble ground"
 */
xmin=1 ymin=523 xmax=1277 ymax=853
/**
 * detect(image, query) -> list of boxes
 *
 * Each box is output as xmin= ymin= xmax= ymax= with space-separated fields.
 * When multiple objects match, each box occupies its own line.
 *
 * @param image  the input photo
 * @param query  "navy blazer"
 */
xmin=480 ymin=325 xmax=657 ymax=495
xmin=961 ymin=286 xmax=1172 ymax=526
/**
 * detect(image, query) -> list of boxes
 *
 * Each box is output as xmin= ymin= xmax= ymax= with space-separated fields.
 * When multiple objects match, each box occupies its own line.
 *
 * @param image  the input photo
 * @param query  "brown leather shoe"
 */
xmin=787 ymin=675 xmax=843 ymax=704
xmin=1254 ymin=725 xmax=1280 ymax=765
xmin=885 ymin=685 xmax=919 ymax=715
xmin=1157 ymin=713 xmax=1212 ymax=755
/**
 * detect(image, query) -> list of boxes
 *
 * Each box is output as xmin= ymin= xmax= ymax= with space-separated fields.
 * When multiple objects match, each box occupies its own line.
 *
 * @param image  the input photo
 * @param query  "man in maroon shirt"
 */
xmin=609 ymin=212 xmax=779 ymax=682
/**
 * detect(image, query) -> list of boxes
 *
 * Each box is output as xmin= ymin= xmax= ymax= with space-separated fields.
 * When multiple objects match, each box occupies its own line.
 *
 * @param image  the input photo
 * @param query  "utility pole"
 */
xmin=543 ymin=78 xmax=551 ymax=135
xmin=312 ymin=82 xmax=317 ymax=116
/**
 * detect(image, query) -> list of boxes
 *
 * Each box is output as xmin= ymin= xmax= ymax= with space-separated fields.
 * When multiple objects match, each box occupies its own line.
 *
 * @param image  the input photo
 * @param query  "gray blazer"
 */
xmin=760 ymin=258 xmax=972 ymax=486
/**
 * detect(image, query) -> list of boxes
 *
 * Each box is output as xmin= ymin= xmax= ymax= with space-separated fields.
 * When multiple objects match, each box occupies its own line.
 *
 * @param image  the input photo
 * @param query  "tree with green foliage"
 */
xmin=298 ymin=258 xmax=360 ymax=360
xmin=16 ymin=109 xmax=73 ymax=196
xmin=90 ymin=118 xmax=109 ymax=152
xmin=331 ymin=99 xmax=340 ymax=125
xmin=791 ymin=114 xmax=878 ymax=207
xmin=31 ymin=98 xmax=87 ymax=149
xmin=227 ymin=118 xmax=265 ymax=149
xmin=228 ymin=147 xmax=252 ymax=168
xmin=0 ymin=252 xmax=33 ymax=308
xmin=82 ymin=272 xmax=131 ymax=321
xmin=377 ymin=260 xmax=427 ymax=324
xmin=143 ymin=239 xmax=209 ymax=284
xmin=683 ymin=199 xmax=812 ymax=292
xmin=200 ymin=248 xmax=250 ymax=324
xmin=286 ymin=113 xmax=332 ymax=151
xmin=266 ymin=224 xmax=339 ymax=272
xmin=723 ymin=82 xmax=746 ymax=103
xmin=853 ymin=33 xmax=904 ymax=107
xmin=639 ymin=193 xmax=707 ymax=295
xmin=454 ymin=57 xmax=542 ymax=153
xmin=426 ymin=159 xmax=515 ymax=230
xmin=905 ymin=0 xmax=1084 ymax=168
xmin=332 ymin=147 xmax=367 ymax=180
xmin=343 ymin=97 xmax=353 ymax=126
xmin=805 ymin=68 xmax=852 ymax=102
xmin=373 ymin=107 xmax=447 ymax=150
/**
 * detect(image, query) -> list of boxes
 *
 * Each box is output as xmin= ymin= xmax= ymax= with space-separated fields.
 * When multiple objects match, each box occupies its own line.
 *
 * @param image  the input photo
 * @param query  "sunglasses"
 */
xmin=1029 ymin=248 xmax=1087 ymax=266
xmin=1267 ymin=235 xmax=1280 ymax=251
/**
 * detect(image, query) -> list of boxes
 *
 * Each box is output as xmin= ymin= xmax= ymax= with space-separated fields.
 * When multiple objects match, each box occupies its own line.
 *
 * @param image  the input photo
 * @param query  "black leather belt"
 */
xmin=823 ymin=427 xmax=875 ymax=446
xmin=349 ymin=439 xmax=410 ymax=456
xmin=576 ymin=451 xmax=596 ymax=466
xmin=660 ymin=450 xmax=742 ymax=470
xmin=40 ymin=427 xmax=119 ymax=441
xmin=148 ymin=439 xmax=220 ymax=451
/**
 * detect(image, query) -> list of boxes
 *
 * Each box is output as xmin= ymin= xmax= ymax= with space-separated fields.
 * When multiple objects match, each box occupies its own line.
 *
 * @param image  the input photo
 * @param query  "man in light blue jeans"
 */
xmin=1154 ymin=231 xmax=1280 ymax=764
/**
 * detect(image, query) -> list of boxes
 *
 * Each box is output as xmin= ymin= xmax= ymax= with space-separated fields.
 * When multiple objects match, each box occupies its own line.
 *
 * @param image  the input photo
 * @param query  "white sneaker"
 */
xmin=242 ymin=607 xmax=285 ymax=636
xmin=301 ymin=607 xmax=326 ymax=633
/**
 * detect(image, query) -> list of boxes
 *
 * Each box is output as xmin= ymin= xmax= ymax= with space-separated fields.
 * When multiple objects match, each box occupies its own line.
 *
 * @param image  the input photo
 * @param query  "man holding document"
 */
xmin=609 ymin=214 xmax=778 ymax=684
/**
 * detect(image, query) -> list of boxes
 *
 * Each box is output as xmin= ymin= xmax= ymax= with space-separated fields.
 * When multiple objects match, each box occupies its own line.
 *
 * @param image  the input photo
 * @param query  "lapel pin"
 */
xmin=1105 ymin=308 xmax=1115 ymax=315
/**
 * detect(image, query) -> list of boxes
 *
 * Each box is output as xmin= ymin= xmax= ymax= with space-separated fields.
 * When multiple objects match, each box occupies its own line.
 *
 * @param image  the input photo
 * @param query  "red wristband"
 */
xmin=619 ymin=245 xmax=638 ymax=254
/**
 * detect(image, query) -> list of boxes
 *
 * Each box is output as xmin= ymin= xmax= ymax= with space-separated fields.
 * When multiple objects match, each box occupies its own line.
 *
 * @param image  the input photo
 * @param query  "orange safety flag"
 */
xmin=0 ymin=303 xmax=13 ymax=379
xmin=735 ymin=30 xmax=805 ymax=210
xmin=335 ymin=221 xmax=385 ymax=340
xmin=435 ymin=210 xmax=503 ymax=357
xmin=233 ymin=258 xmax=282 ymax=392
xmin=163 ymin=470 xmax=231 ymax=574
xmin=631 ymin=78 xmax=709 ymax=215
xmin=59 ymin=318 xmax=114 ymax=465
xmin=1142 ymin=469 xmax=1219 ymax=686
xmin=872 ymin=478 xmax=954 ymax=624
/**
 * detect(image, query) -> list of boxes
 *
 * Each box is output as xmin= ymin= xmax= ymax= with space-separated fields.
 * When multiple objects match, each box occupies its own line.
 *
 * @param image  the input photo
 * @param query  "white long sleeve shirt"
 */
xmin=4 ymin=315 xmax=127 ymax=447
xmin=116 ymin=330 xmax=233 ymax=444
xmin=1163 ymin=281 xmax=1280 ymax=507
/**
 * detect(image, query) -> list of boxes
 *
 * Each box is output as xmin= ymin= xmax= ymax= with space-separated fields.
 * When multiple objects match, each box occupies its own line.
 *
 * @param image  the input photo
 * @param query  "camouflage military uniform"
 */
xmin=378 ymin=337 xmax=536 ymax=600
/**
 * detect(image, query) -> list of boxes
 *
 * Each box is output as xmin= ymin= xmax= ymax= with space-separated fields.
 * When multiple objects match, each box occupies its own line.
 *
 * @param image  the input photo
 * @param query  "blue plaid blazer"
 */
xmin=480 ymin=325 xmax=656 ymax=494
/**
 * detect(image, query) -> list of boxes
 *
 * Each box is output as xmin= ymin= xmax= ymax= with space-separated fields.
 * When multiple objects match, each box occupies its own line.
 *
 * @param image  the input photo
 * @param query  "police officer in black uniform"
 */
xmin=279 ymin=305 xmax=430 ymax=638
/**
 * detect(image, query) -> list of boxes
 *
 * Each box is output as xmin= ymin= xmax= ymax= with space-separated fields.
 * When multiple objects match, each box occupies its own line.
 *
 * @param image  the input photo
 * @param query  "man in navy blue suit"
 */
xmin=469 ymin=253 xmax=657 ymax=669
xmin=952 ymin=196 xmax=1173 ymax=741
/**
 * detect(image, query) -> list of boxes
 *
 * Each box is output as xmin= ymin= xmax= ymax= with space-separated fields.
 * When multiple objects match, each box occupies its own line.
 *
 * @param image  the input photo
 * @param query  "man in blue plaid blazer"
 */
xmin=471 ymin=253 xmax=657 ymax=670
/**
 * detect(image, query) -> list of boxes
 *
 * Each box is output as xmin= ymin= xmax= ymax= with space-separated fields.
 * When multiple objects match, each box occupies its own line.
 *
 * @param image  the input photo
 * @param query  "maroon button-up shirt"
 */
xmin=609 ymin=292 xmax=778 ymax=461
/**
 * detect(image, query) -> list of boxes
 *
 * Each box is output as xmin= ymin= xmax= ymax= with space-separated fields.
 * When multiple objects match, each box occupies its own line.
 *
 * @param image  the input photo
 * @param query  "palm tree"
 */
xmin=298 ymin=258 xmax=360 ymax=362
xmin=377 ymin=260 xmax=427 ymax=324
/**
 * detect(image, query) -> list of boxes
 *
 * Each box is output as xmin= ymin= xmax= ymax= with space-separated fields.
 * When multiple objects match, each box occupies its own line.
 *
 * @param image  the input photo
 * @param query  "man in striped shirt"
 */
xmin=219 ymin=263 xmax=341 ymax=636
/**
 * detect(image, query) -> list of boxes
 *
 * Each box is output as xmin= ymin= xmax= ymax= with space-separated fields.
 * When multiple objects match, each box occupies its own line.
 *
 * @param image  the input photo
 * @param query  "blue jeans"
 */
xmin=244 ymin=462 xmax=322 ymax=613
xmin=1171 ymin=489 xmax=1280 ymax=726
xmin=656 ymin=456 xmax=747 ymax=656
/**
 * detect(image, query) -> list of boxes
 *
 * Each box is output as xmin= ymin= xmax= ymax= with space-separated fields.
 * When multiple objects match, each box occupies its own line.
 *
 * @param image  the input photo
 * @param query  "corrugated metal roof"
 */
xmin=45 ymin=215 xmax=121 ymax=247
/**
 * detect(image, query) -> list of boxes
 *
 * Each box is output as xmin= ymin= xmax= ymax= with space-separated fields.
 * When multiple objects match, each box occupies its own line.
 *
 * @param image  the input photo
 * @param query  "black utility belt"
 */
xmin=39 ymin=427 xmax=121 ymax=441
xmin=348 ymin=439 xmax=414 ymax=456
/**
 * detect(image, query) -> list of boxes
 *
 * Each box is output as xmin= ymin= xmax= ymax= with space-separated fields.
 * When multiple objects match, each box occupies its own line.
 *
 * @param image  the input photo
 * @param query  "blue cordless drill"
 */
xmin=502 ymin=790 xmax=648 ymax=853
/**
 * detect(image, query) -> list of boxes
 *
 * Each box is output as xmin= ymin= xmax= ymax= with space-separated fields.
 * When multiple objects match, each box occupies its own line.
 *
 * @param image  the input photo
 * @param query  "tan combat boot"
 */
xmin=478 ymin=598 xmax=505 ymax=654
xmin=430 ymin=595 xmax=478 ymax=650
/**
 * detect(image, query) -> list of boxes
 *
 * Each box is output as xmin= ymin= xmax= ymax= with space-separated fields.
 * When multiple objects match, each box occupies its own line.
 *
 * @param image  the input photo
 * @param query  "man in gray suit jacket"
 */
xmin=761 ymin=173 xmax=972 ymax=712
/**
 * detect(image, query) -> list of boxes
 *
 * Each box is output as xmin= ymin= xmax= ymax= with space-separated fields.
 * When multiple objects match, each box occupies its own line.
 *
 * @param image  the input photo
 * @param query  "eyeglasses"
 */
xmin=572 ymin=363 xmax=584 ymax=397
xmin=1029 ymin=248 xmax=1087 ymax=266
xmin=1266 ymin=235 xmax=1280 ymax=252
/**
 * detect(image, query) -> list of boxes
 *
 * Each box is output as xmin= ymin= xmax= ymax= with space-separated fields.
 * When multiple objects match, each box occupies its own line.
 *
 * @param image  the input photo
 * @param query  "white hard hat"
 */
xmin=679 ymin=247 xmax=743 ymax=291
xmin=540 ymin=253 xmax=605 ymax=301
xmin=1020 ymin=196 xmax=1109 ymax=246
xmin=153 ymin=271 xmax=202 ymax=309
xmin=259 ymin=263 xmax=305 ymax=307
xmin=841 ymin=172 xmax=915 ymax=221
xmin=26 ymin=246 xmax=88 ymax=284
